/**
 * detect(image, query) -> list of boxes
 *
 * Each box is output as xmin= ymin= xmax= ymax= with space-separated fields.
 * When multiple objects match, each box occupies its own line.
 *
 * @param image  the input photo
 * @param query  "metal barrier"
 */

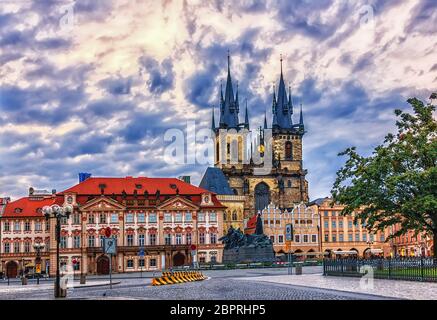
xmin=323 ymin=257 xmax=437 ymax=282
xmin=151 ymin=271 xmax=207 ymax=286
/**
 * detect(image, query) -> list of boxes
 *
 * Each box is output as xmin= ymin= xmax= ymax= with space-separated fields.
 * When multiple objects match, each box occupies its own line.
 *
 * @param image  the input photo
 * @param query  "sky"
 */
xmin=0 ymin=0 xmax=436 ymax=201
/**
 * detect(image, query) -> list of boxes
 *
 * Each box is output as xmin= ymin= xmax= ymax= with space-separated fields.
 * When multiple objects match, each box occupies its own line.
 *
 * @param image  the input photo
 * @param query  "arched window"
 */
xmin=231 ymin=139 xmax=238 ymax=162
xmin=287 ymin=180 xmax=292 ymax=188
xmin=223 ymin=213 xmax=227 ymax=221
xmin=285 ymin=141 xmax=292 ymax=160
xmin=216 ymin=142 xmax=220 ymax=162
xmin=254 ymin=182 xmax=270 ymax=212
xmin=232 ymin=211 xmax=238 ymax=221
xmin=233 ymin=188 xmax=238 ymax=195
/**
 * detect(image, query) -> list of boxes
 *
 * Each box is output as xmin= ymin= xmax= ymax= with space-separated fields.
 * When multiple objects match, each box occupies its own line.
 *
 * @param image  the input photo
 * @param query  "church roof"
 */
xmin=219 ymin=53 xmax=240 ymax=129
xmin=199 ymin=167 xmax=234 ymax=195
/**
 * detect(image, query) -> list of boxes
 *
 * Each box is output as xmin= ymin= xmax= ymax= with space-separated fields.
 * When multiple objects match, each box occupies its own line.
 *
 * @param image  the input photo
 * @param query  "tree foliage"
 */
xmin=332 ymin=94 xmax=437 ymax=256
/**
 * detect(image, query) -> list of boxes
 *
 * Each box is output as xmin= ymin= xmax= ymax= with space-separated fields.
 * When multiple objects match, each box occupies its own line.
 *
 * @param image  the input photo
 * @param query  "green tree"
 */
xmin=332 ymin=94 xmax=437 ymax=258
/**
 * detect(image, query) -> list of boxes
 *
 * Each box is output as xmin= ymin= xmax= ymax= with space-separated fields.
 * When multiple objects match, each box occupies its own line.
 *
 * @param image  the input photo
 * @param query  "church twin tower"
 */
xmin=206 ymin=54 xmax=309 ymax=214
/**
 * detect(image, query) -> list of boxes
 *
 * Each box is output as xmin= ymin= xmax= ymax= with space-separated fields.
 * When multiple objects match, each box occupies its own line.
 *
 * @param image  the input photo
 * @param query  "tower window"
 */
xmin=287 ymin=180 xmax=292 ymax=188
xmin=285 ymin=141 xmax=292 ymax=160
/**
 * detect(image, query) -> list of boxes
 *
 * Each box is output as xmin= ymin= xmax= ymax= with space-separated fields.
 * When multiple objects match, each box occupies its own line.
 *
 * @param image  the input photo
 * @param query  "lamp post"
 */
xmin=42 ymin=204 xmax=73 ymax=298
xmin=33 ymin=243 xmax=45 ymax=285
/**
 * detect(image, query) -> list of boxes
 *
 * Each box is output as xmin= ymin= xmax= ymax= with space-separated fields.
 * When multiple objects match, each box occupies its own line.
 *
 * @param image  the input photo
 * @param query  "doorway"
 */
xmin=173 ymin=252 xmax=185 ymax=267
xmin=6 ymin=261 xmax=18 ymax=278
xmin=96 ymin=255 xmax=110 ymax=275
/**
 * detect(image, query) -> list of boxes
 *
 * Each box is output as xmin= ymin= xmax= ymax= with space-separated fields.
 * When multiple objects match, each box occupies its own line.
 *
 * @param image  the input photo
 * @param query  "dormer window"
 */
xmin=201 ymin=193 xmax=213 ymax=206
xmin=135 ymin=184 xmax=143 ymax=189
xmin=170 ymin=184 xmax=177 ymax=189
xmin=14 ymin=208 xmax=23 ymax=214
xmin=66 ymin=196 xmax=73 ymax=204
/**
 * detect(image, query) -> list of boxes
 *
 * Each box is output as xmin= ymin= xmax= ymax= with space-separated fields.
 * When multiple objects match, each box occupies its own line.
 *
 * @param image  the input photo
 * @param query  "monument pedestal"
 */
xmin=223 ymin=246 xmax=275 ymax=264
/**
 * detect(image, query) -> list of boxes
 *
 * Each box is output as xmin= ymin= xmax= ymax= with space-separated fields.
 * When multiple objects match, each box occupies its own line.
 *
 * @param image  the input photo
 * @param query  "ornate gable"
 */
xmin=157 ymin=196 xmax=199 ymax=211
xmin=80 ymin=196 xmax=125 ymax=211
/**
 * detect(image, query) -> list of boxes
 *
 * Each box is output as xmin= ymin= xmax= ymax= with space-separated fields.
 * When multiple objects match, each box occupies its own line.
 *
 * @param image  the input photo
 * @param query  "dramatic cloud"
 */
xmin=0 ymin=0 xmax=435 ymax=200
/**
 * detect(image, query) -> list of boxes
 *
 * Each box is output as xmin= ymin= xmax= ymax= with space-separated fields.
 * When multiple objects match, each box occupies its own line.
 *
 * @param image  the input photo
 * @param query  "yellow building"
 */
xmin=217 ymin=194 xmax=246 ymax=234
xmin=315 ymin=198 xmax=392 ymax=257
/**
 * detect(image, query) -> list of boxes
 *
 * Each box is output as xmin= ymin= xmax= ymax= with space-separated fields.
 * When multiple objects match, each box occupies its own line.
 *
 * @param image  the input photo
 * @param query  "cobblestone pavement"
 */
xmin=0 ymin=277 xmax=388 ymax=300
xmin=239 ymin=274 xmax=437 ymax=300
xmin=0 ymin=267 xmax=393 ymax=300
xmin=0 ymin=266 xmax=322 ymax=285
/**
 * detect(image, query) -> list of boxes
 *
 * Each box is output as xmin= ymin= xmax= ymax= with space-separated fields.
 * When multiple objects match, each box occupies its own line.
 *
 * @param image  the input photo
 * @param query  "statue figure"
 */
xmin=243 ymin=179 xmax=249 ymax=195
xmin=219 ymin=223 xmax=273 ymax=250
xmin=255 ymin=214 xmax=263 ymax=235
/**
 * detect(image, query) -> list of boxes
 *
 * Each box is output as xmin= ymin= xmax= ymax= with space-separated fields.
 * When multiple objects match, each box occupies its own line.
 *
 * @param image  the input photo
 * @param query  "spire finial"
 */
xmin=280 ymin=54 xmax=283 ymax=75
xmin=211 ymin=105 xmax=216 ymax=130
xmin=299 ymin=103 xmax=304 ymax=128
xmin=227 ymin=49 xmax=230 ymax=73
xmin=264 ymin=110 xmax=268 ymax=129
xmin=244 ymin=98 xmax=249 ymax=129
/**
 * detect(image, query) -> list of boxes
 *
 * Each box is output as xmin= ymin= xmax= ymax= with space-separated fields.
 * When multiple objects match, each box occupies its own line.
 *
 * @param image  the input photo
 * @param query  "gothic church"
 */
xmin=200 ymin=54 xmax=309 ymax=220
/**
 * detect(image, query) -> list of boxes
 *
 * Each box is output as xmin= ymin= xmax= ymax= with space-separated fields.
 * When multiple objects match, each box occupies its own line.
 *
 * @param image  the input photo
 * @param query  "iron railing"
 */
xmin=323 ymin=257 xmax=437 ymax=282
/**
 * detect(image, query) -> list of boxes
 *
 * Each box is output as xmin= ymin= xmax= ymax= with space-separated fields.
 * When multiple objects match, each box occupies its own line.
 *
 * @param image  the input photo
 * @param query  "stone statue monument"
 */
xmin=219 ymin=214 xmax=275 ymax=264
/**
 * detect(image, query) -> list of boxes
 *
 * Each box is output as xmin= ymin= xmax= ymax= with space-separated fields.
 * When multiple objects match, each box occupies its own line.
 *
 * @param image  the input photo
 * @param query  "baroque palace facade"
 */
xmin=0 ymin=176 xmax=225 ymax=277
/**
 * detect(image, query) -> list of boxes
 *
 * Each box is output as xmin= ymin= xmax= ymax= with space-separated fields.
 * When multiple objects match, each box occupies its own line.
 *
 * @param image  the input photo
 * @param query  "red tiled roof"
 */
xmin=3 ymin=196 xmax=61 ymax=218
xmin=60 ymin=177 xmax=212 ymax=195
xmin=244 ymin=214 xmax=257 ymax=233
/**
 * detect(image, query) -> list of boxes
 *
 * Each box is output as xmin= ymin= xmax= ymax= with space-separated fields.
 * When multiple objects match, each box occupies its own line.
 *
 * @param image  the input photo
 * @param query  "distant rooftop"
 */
xmin=199 ymin=167 xmax=234 ymax=195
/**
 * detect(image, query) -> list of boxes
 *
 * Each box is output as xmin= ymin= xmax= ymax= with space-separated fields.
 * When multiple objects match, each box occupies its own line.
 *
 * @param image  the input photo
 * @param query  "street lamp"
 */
xmin=33 ymin=243 xmax=45 ymax=285
xmin=42 ymin=204 xmax=73 ymax=298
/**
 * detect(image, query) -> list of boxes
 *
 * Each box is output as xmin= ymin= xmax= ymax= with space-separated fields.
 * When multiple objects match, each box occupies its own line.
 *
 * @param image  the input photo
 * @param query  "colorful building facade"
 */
xmin=391 ymin=224 xmax=434 ymax=257
xmin=316 ymin=198 xmax=392 ymax=257
xmin=0 ymin=176 xmax=225 ymax=277
xmin=255 ymin=203 xmax=321 ymax=260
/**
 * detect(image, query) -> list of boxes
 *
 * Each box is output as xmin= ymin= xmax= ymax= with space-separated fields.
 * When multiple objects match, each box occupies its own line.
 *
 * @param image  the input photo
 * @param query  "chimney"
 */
xmin=178 ymin=176 xmax=191 ymax=184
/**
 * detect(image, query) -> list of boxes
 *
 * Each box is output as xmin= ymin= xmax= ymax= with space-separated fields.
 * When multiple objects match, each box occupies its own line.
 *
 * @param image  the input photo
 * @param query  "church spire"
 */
xmin=211 ymin=105 xmax=216 ymax=131
xmin=264 ymin=111 xmax=268 ymax=129
xmin=235 ymin=81 xmax=239 ymax=113
xmin=219 ymin=81 xmax=224 ymax=126
xmin=220 ymin=51 xmax=239 ymax=129
xmin=288 ymin=84 xmax=293 ymax=125
xmin=273 ymin=56 xmax=292 ymax=130
xmin=299 ymin=103 xmax=304 ymax=130
xmin=288 ymin=85 xmax=293 ymax=114
xmin=244 ymin=99 xmax=249 ymax=129
xmin=272 ymin=84 xmax=278 ymax=128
